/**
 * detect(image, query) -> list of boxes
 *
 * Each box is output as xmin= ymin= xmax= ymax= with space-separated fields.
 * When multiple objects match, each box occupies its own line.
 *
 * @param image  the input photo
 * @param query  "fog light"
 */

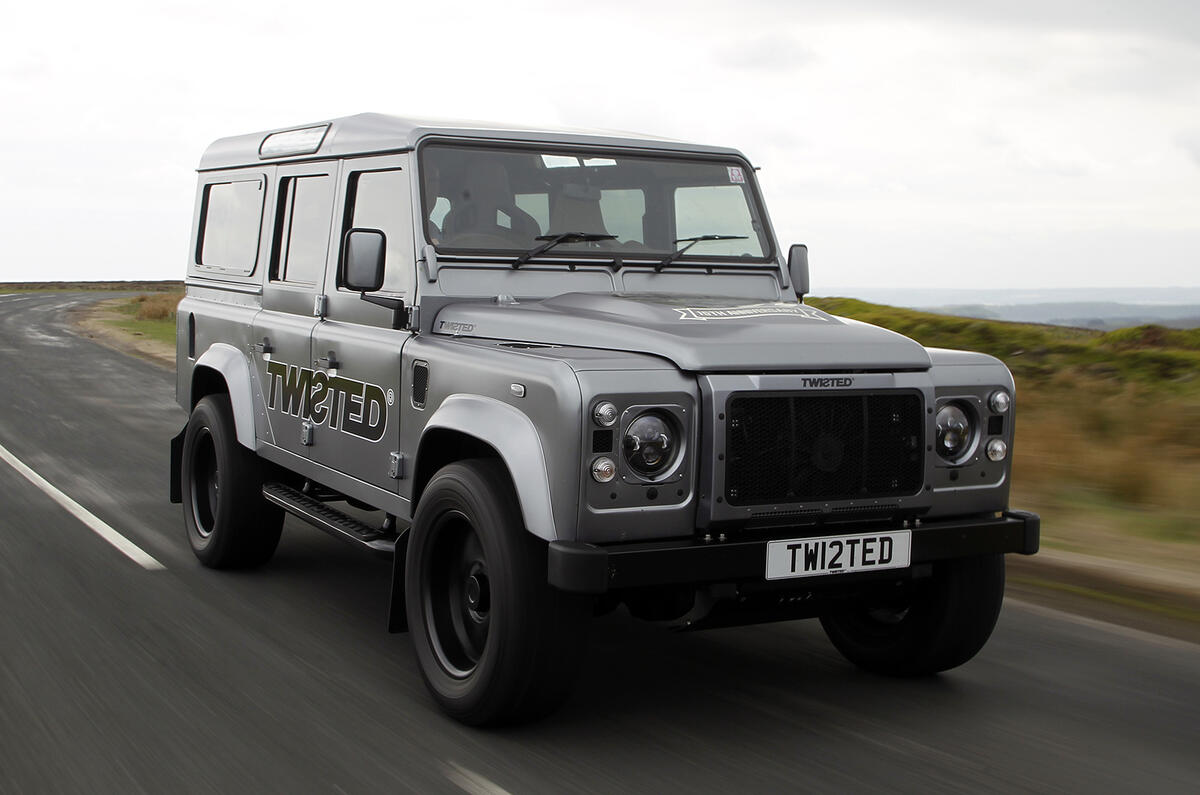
xmin=591 ymin=456 xmax=617 ymax=483
xmin=989 ymin=390 xmax=1011 ymax=414
xmin=986 ymin=438 xmax=1007 ymax=462
xmin=592 ymin=401 xmax=618 ymax=427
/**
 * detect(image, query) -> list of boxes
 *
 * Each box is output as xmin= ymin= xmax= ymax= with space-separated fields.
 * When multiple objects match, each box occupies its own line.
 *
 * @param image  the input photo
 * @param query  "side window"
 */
xmin=346 ymin=169 xmax=414 ymax=295
xmin=514 ymin=193 xmax=549 ymax=234
xmin=674 ymin=185 xmax=764 ymax=257
xmin=273 ymin=175 xmax=334 ymax=285
xmin=599 ymin=189 xmax=645 ymax=244
xmin=430 ymin=197 xmax=451 ymax=232
xmin=198 ymin=178 xmax=264 ymax=273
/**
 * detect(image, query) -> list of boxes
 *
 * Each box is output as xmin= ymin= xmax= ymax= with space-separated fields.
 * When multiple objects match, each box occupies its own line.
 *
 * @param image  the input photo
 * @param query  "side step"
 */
xmin=263 ymin=482 xmax=396 ymax=557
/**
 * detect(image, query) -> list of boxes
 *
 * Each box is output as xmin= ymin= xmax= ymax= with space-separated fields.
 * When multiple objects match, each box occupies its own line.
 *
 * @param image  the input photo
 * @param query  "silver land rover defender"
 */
xmin=170 ymin=114 xmax=1039 ymax=725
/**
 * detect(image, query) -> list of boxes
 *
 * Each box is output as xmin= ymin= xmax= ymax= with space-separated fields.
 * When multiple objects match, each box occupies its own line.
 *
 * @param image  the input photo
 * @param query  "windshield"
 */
xmin=419 ymin=142 xmax=772 ymax=262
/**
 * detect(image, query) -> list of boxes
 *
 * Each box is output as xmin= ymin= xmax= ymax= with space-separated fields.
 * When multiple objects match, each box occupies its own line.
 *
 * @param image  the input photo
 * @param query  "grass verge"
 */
xmin=808 ymin=296 xmax=1200 ymax=572
xmin=1009 ymin=575 xmax=1200 ymax=624
xmin=102 ymin=293 xmax=182 ymax=347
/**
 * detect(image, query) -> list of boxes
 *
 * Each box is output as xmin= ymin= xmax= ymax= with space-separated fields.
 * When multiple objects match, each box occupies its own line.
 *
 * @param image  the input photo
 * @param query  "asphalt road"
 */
xmin=2 ymin=292 xmax=1198 ymax=794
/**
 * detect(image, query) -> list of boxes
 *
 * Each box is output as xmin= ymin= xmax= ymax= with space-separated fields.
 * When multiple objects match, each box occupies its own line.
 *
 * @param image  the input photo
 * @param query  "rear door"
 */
xmin=309 ymin=154 xmax=415 ymax=491
xmin=252 ymin=162 xmax=338 ymax=458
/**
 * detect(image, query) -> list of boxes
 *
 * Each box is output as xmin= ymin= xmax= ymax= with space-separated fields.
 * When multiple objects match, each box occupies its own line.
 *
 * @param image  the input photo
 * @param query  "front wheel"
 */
xmin=819 ymin=554 xmax=1006 ymax=676
xmin=405 ymin=459 xmax=592 ymax=725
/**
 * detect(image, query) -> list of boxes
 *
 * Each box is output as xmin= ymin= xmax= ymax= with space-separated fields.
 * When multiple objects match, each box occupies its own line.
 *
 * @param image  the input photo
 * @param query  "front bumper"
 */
xmin=548 ymin=510 xmax=1040 ymax=594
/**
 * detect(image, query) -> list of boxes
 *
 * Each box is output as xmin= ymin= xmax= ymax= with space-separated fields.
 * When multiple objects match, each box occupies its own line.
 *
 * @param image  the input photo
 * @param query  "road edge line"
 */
xmin=0 ymin=441 xmax=165 ymax=571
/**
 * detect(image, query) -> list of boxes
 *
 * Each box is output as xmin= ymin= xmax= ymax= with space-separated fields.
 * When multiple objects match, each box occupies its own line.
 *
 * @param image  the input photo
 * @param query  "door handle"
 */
xmin=316 ymin=351 xmax=340 ymax=370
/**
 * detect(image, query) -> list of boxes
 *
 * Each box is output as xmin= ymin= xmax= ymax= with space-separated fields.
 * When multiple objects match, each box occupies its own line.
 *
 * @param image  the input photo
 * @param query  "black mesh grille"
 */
xmin=725 ymin=393 xmax=923 ymax=506
xmin=411 ymin=362 xmax=429 ymax=409
xmin=592 ymin=429 xmax=613 ymax=454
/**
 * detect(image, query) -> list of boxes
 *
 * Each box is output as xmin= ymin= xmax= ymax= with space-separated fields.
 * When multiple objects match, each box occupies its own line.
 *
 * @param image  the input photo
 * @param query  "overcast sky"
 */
xmin=2 ymin=0 xmax=1197 ymax=290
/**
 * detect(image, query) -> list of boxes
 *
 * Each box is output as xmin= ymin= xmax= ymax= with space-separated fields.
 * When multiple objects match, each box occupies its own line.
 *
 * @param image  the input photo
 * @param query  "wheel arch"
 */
xmin=414 ymin=395 xmax=557 ymax=541
xmin=190 ymin=343 xmax=257 ymax=450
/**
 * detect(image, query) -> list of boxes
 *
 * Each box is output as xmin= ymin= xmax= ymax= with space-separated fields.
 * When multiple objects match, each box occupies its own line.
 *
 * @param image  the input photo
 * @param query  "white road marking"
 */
xmin=0 ymin=440 xmax=165 ymax=570
xmin=443 ymin=762 xmax=511 ymax=795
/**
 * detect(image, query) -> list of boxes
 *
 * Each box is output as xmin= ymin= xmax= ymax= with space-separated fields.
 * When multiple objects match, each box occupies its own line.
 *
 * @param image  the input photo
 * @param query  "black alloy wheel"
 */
xmin=820 ymin=553 xmax=1006 ymax=676
xmin=180 ymin=394 xmax=283 ymax=568
xmin=405 ymin=459 xmax=592 ymax=725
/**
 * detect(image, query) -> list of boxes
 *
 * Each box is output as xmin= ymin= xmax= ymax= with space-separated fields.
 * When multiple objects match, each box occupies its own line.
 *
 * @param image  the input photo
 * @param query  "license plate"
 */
xmin=765 ymin=530 xmax=912 ymax=580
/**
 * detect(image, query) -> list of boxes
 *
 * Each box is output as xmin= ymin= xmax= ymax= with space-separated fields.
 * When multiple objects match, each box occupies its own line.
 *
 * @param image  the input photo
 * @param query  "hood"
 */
xmin=433 ymin=293 xmax=931 ymax=372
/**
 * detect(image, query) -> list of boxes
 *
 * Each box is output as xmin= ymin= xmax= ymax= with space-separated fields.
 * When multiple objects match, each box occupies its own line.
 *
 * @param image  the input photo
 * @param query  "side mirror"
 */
xmin=787 ymin=243 xmax=810 ymax=299
xmin=343 ymin=228 xmax=386 ymax=292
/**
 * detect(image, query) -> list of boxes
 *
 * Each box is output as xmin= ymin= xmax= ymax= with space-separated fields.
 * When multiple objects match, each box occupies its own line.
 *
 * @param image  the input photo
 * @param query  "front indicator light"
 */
xmin=989 ymin=390 xmax=1011 ymax=414
xmin=986 ymin=438 xmax=1008 ymax=462
xmin=591 ymin=456 xmax=617 ymax=483
xmin=592 ymin=401 xmax=618 ymax=427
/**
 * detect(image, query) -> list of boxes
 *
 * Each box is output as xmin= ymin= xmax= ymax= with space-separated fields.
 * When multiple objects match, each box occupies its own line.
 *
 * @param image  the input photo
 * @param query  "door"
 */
xmin=309 ymin=154 xmax=415 ymax=490
xmin=252 ymin=162 xmax=338 ymax=458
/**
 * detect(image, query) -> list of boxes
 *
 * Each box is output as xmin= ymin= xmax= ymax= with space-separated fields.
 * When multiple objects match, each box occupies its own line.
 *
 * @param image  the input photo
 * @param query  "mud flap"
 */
xmin=169 ymin=426 xmax=186 ymax=504
xmin=387 ymin=529 xmax=410 ymax=633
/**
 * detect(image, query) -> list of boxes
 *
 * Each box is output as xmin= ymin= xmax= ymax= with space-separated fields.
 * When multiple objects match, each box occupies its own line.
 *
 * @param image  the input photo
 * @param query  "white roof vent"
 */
xmin=259 ymin=125 xmax=330 ymax=159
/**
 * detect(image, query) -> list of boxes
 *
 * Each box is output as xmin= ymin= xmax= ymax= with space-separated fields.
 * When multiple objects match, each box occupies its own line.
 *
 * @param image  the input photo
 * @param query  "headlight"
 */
xmin=986 ymin=438 xmax=1008 ymax=462
xmin=622 ymin=412 xmax=678 ymax=477
xmin=989 ymin=390 xmax=1011 ymax=414
xmin=935 ymin=403 xmax=974 ymax=462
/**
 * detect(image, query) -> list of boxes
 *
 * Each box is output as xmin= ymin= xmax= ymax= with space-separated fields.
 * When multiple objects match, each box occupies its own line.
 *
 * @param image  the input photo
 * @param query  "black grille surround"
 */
xmin=725 ymin=392 xmax=924 ymax=507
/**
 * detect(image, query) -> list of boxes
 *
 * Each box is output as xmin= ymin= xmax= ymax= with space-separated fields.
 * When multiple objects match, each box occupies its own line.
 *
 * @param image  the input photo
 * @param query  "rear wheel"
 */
xmin=180 ymin=394 xmax=282 ymax=568
xmin=819 ymin=554 xmax=1006 ymax=676
xmin=406 ymin=459 xmax=592 ymax=725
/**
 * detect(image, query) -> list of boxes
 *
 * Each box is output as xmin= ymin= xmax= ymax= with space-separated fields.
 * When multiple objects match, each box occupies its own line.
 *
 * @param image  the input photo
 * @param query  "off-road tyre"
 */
xmin=406 ymin=459 xmax=592 ymax=726
xmin=180 ymin=394 xmax=283 ymax=568
xmin=819 ymin=553 xmax=1006 ymax=676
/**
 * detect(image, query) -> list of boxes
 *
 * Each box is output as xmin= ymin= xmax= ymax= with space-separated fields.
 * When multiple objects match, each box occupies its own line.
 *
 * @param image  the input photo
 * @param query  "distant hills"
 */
xmin=927 ymin=302 xmax=1200 ymax=330
xmin=821 ymin=287 xmax=1200 ymax=330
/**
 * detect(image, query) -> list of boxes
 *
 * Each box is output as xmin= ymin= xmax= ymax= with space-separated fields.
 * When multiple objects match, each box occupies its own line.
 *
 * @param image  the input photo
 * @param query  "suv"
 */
xmin=170 ymin=114 xmax=1039 ymax=725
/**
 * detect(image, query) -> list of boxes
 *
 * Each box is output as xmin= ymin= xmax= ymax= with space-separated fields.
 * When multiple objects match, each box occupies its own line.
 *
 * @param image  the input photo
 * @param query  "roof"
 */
xmin=198 ymin=112 xmax=748 ymax=171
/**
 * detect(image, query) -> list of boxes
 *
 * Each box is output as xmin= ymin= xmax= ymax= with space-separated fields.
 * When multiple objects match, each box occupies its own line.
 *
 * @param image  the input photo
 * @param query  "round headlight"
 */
xmin=591 ymin=456 xmax=617 ymax=483
xmin=592 ymin=401 xmax=618 ymax=427
xmin=935 ymin=403 xmax=974 ymax=462
xmin=986 ymin=438 xmax=1008 ymax=462
xmin=623 ymin=412 xmax=678 ymax=477
xmin=989 ymin=390 xmax=1011 ymax=414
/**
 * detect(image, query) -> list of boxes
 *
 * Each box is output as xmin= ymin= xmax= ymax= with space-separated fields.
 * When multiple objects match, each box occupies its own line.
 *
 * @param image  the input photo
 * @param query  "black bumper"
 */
xmin=548 ymin=510 xmax=1040 ymax=595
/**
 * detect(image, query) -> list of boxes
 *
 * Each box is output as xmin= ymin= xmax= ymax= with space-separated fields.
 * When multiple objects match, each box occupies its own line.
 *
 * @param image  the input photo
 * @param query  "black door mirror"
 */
xmin=343 ymin=228 xmax=386 ymax=292
xmin=787 ymin=243 xmax=810 ymax=299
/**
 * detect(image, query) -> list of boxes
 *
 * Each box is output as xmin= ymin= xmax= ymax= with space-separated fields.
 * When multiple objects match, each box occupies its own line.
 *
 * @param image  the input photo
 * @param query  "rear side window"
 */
xmin=198 ymin=179 xmax=264 ymax=273
xmin=273 ymin=175 xmax=335 ymax=285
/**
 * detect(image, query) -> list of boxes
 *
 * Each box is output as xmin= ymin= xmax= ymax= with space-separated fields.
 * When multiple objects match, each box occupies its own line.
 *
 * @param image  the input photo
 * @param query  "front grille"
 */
xmin=725 ymin=392 xmax=923 ymax=506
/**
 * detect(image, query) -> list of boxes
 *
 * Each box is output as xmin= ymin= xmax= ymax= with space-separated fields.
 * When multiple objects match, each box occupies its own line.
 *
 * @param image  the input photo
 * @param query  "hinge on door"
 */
xmin=316 ymin=350 xmax=340 ymax=371
xmin=301 ymin=421 xmax=314 ymax=446
xmin=387 ymin=452 xmax=406 ymax=480
xmin=249 ymin=337 xmax=274 ymax=358
xmin=313 ymin=294 xmax=328 ymax=318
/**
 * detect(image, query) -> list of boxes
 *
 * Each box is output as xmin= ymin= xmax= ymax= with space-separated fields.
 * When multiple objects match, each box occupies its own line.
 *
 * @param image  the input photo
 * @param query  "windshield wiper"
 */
xmin=512 ymin=231 xmax=617 ymax=268
xmin=655 ymin=234 xmax=749 ymax=272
